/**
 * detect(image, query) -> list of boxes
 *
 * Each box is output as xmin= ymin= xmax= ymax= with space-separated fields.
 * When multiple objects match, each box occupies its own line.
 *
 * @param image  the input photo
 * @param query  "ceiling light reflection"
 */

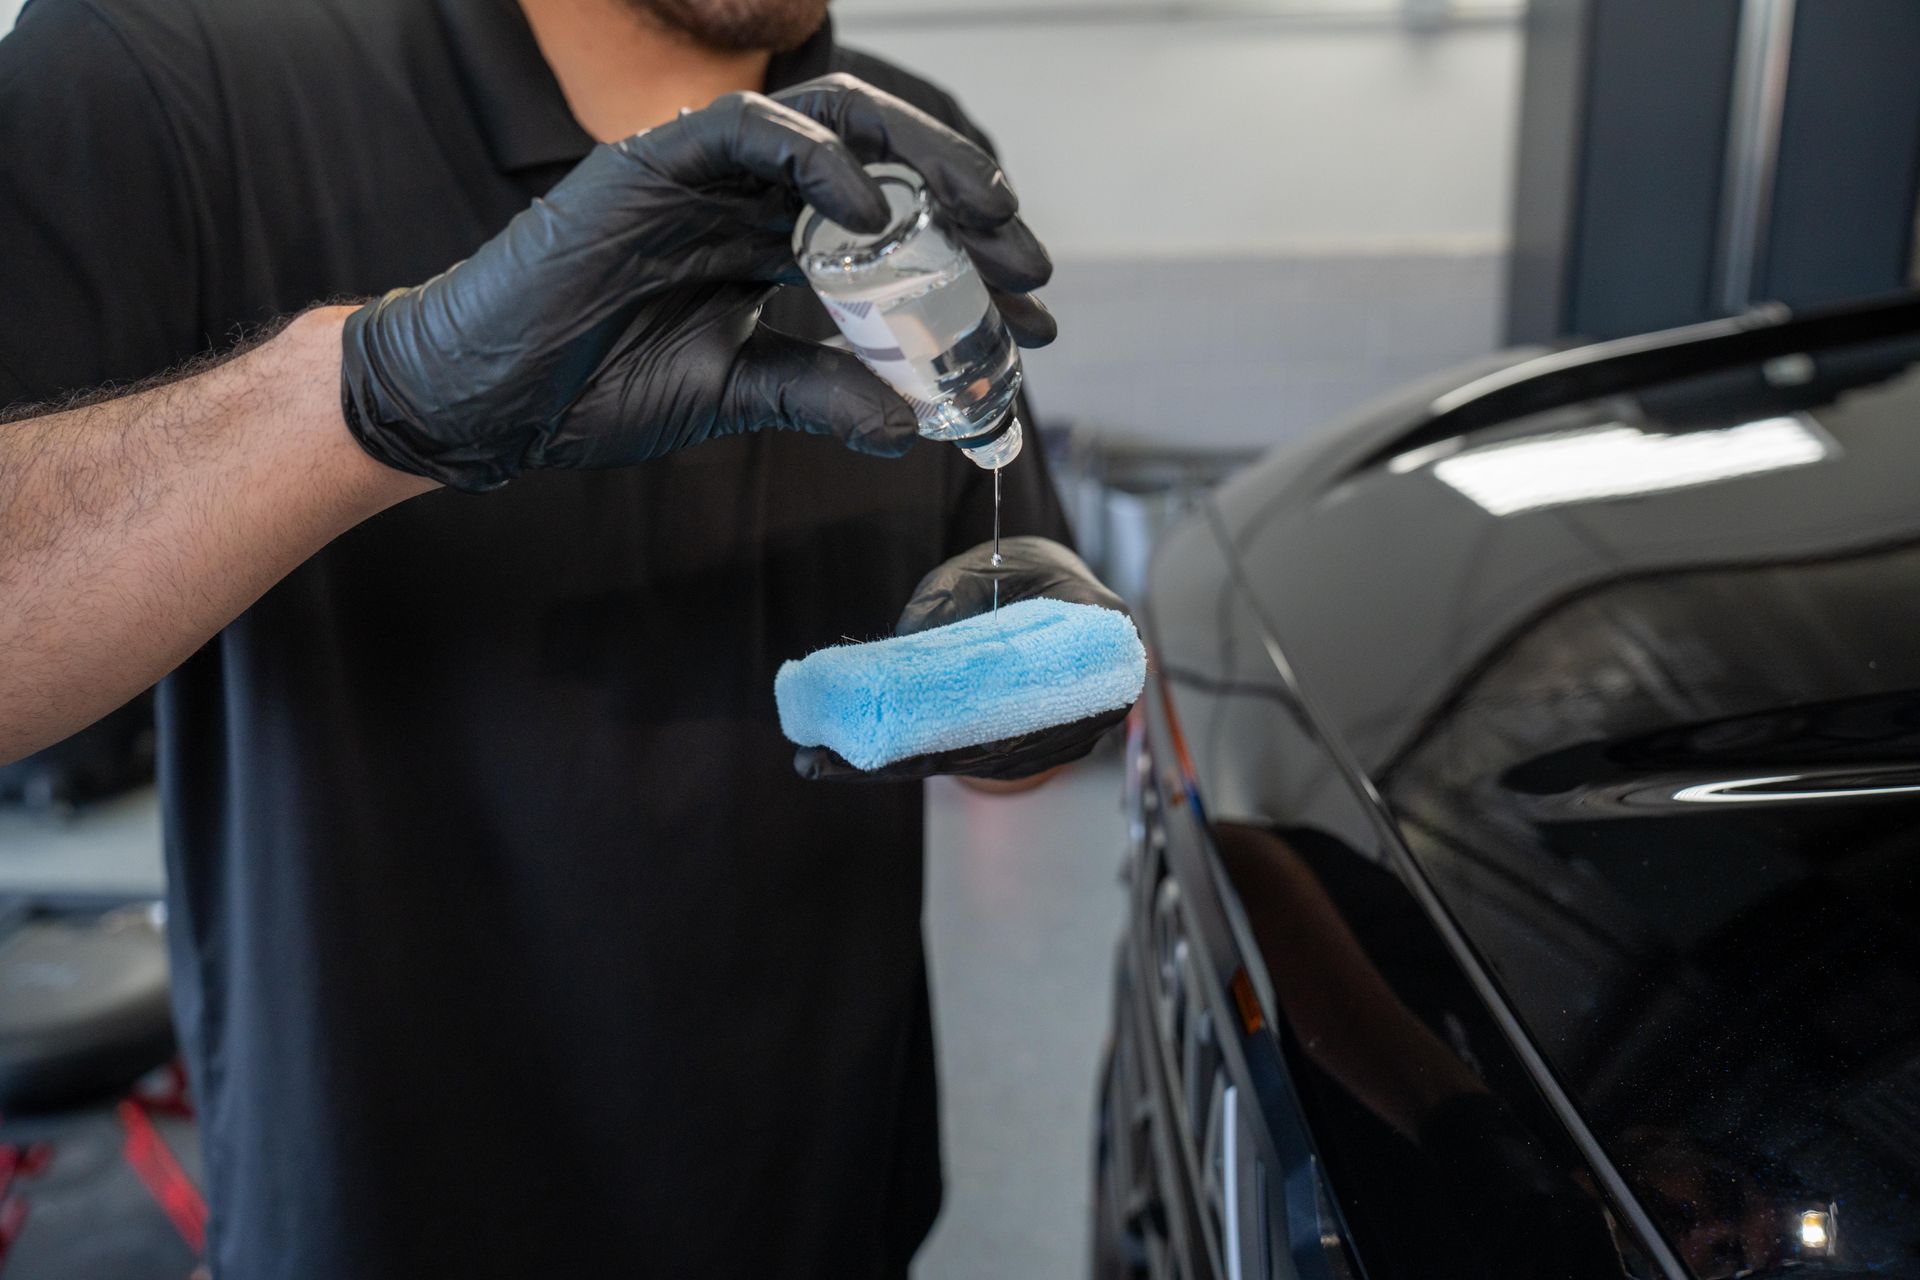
xmin=1431 ymin=416 xmax=1828 ymax=516
xmin=1673 ymin=774 xmax=1920 ymax=803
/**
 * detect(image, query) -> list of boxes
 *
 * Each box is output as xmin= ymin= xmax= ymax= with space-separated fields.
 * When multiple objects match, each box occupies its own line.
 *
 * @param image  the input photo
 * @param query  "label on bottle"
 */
xmin=819 ymin=296 xmax=942 ymax=416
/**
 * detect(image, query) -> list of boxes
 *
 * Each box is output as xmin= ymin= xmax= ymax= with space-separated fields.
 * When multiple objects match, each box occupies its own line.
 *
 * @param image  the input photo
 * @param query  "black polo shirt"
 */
xmin=0 ymin=2 xmax=1070 ymax=1275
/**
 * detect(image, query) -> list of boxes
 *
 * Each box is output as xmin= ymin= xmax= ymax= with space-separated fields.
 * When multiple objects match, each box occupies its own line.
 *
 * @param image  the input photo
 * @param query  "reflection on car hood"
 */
xmin=1178 ymin=329 xmax=1920 ymax=1277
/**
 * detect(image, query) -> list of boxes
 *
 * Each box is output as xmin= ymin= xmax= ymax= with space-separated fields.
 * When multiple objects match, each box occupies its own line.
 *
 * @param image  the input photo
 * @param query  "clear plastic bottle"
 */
xmin=792 ymin=163 xmax=1024 ymax=469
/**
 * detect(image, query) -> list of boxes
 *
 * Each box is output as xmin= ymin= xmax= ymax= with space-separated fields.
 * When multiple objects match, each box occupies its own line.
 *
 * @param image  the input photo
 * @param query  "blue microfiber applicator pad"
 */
xmin=775 ymin=599 xmax=1147 ymax=771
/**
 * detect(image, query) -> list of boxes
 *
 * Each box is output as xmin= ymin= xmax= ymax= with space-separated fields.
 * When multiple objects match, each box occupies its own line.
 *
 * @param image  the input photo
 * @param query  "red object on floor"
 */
xmin=133 ymin=1060 xmax=196 ymax=1120
xmin=118 ymin=1100 xmax=207 ymax=1257
xmin=0 ymin=1124 xmax=51 ymax=1275
xmin=0 ymin=1185 xmax=28 ymax=1273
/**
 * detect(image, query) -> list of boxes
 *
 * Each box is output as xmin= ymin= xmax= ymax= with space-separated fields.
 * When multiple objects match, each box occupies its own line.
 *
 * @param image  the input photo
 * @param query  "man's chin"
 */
xmin=628 ymin=0 xmax=830 ymax=53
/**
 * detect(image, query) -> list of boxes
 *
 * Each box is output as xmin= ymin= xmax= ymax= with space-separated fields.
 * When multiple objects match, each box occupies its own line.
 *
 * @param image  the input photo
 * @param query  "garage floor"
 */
xmin=918 ymin=758 xmax=1128 ymax=1280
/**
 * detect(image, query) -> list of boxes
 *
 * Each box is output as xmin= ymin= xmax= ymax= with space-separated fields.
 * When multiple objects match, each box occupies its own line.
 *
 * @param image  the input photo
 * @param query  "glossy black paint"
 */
xmin=1097 ymin=294 xmax=1920 ymax=1279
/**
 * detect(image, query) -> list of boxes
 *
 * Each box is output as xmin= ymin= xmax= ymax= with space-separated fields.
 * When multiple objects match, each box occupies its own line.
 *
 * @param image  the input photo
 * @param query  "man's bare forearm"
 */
xmin=0 ymin=306 xmax=435 ymax=762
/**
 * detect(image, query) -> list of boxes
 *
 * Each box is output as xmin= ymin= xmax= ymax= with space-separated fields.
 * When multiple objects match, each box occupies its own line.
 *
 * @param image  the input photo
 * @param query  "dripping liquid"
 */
xmin=992 ymin=461 xmax=1005 ymax=618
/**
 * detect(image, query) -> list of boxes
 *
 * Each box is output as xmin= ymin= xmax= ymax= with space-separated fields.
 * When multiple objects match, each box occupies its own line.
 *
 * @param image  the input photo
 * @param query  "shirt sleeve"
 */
xmin=0 ymin=0 xmax=204 ymax=408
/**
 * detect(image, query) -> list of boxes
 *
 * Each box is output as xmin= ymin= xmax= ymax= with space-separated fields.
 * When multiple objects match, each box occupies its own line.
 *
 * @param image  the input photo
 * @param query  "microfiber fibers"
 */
xmin=774 ymin=598 xmax=1147 ymax=771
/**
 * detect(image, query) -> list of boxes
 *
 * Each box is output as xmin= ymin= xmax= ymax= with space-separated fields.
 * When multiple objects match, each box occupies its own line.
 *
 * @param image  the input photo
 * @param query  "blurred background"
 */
xmin=2 ymin=1 xmax=1917 ymax=1277
xmin=834 ymin=0 xmax=1520 ymax=452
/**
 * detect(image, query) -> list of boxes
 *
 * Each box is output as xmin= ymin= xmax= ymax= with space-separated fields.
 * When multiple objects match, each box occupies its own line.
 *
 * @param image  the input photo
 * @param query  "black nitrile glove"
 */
xmin=339 ymin=74 xmax=1056 ymax=492
xmin=795 ymin=536 xmax=1140 ymax=782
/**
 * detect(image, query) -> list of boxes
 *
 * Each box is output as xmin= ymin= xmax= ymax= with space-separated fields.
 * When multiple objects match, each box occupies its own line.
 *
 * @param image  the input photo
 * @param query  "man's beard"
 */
xmin=626 ymin=0 xmax=829 ymax=52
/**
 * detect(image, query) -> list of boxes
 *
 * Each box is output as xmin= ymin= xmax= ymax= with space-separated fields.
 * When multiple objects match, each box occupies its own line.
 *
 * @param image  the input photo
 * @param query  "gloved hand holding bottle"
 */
xmin=0 ymin=74 xmax=1060 ymax=762
xmin=340 ymin=73 xmax=1058 ymax=492
xmin=794 ymin=537 xmax=1142 ymax=782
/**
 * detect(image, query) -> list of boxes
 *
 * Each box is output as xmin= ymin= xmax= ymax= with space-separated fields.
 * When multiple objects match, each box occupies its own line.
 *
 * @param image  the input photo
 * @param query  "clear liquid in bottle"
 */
xmin=794 ymin=163 xmax=1025 ymax=470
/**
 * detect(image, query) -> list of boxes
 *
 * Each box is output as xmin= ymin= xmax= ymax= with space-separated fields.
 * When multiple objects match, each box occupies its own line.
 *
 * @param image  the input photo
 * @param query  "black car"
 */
xmin=1093 ymin=293 xmax=1920 ymax=1280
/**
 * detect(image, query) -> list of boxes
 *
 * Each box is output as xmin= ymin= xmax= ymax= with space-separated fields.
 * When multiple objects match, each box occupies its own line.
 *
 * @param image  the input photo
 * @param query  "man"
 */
xmin=0 ymin=2 xmax=1124 ymax=1275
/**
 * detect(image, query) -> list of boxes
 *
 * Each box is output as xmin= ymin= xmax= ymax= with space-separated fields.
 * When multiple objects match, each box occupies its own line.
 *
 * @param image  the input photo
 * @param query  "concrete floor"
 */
xmin=0 ymin=760 xmax=1129 ymax=1278
xmin=917 ymin=758 xmax=1127 ymax=1280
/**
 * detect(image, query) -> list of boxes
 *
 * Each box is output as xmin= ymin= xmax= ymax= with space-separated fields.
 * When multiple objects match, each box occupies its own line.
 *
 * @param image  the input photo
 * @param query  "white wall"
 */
xmin=835 ymin=2 xmax=1523 ymax=257
xmin=835 ymin=3 xmax=1526 ymax=446
xmin=0 ymin=0 xmax=21 ymax=33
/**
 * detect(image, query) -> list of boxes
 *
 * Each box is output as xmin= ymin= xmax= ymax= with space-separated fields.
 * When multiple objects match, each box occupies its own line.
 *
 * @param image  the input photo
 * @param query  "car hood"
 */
xmin=1150 ymin=313 xmax=1920 ymax=1277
